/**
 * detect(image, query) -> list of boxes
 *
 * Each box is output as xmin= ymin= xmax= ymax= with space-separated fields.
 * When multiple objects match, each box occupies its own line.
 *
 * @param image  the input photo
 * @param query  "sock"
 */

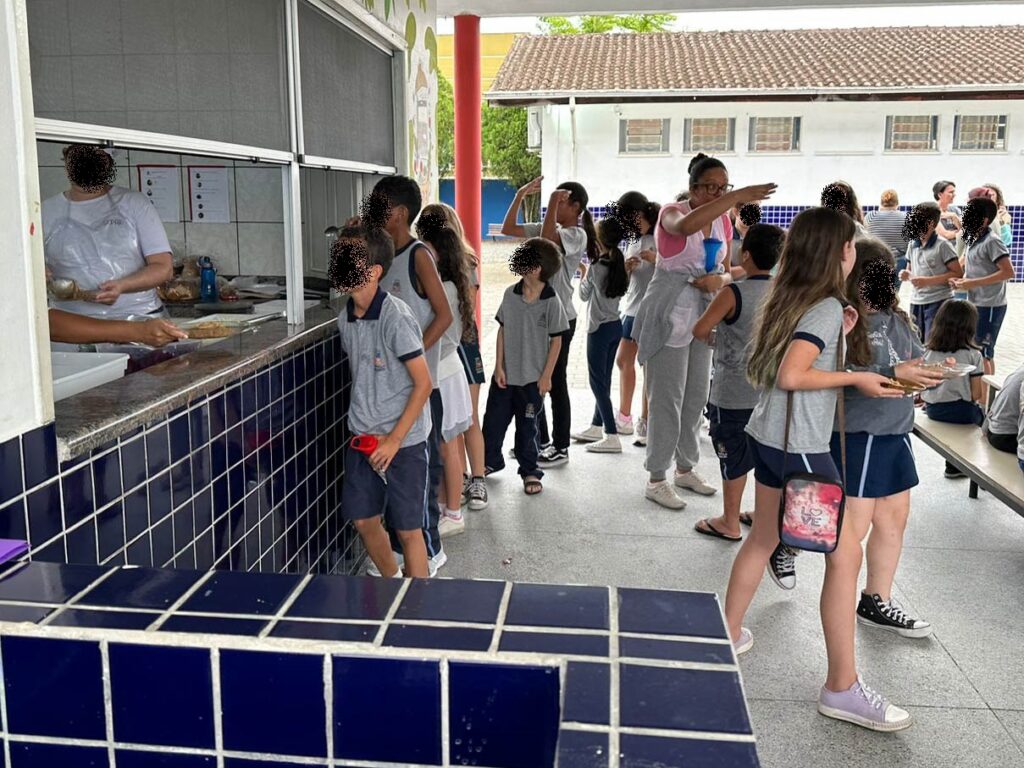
xmin=444 ymin=508 xmax=463 ymax=521
xmin=471 ymin=475 xmax=484 ymax=482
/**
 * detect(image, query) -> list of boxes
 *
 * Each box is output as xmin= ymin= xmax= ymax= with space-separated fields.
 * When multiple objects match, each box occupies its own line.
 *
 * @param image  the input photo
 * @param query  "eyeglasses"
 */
xmin=694 ymin=183 xmax=734 ymax=194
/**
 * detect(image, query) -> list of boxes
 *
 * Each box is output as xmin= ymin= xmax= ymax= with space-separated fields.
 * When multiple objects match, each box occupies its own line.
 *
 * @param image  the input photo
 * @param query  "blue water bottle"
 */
xmin=199 ymin=257 xmax=218 ymax=303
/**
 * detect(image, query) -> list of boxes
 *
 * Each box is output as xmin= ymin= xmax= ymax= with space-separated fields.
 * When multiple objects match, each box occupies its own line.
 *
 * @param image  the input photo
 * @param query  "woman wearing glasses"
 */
xmin=631 ymin=153 xmax=776 ymax=510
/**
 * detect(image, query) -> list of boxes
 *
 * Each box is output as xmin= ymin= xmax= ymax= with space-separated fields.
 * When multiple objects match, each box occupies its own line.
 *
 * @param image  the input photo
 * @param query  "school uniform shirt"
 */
xmin=842 ymin=311 xmax=924 ymax=435
xmin=521 ymin=222 xmax=587 ymax=322
xmin=384 ymin=239 xmax=441 ymax=385
xmin=964 ymin=231 xmax=1010 ymax=307
xmin=745 ymin=297 xmax=843 ymax=454
xmin=620 ymin=233 xmax=656 ymax=318
xmin=710 ymin=275 xmax=772 ymax=410
xmin=921 ymin=348 xmax=985 ymax=404
xmin=337 ymin=290 xmax=431 ymax=447
xmin=437 ymin=281 xmax=464 ymax=381
xmin=496 ymin=280 xmax=569 ymax=387
xmin=578 ymin=261 xmax=622 ymax=332
xmin=984 ymin=363 xmax=1024 ymax=437
xmin=907 ymin=234 xmax=958 ymax=305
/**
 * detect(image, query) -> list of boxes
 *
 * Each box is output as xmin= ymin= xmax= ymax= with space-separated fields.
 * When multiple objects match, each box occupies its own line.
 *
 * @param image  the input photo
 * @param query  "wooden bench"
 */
xmin=984 ymin=373 xmax=1006 ymax=410
xmin=487 ymin=223 xmax=505 ymax=241
xmin=912 ymin=409 xmax=1024 ymax=516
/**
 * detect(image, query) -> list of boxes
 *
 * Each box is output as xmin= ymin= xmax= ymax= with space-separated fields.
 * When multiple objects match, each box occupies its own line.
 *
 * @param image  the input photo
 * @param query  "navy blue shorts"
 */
xmin=924 ymin=400 xmax=984 ymax=426
xmin=829 ymin=432 xmax=918 ymax=498
xmin=621 ymin=316 xmax=636 ymax=342
xmin=975 ymin=304 xmax=1007 ymax=359
xmin=708 ymin=405 xmax=754 ymax=480
xmin=342 ymin=441 xmax=428 ymax=532
xmin=910 ymin=299 xmax=947 ymax=344
xmin=748 ymin=436 xmax=840 ymax=490
xmin=459 ymin=340 xmax=486 ymax=385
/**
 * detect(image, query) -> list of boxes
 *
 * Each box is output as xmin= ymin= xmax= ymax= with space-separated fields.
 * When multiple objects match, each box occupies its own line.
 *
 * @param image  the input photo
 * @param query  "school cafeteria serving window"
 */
xmin=683 ymin=118 xmax=735 ymax=153
xmin=953 ymin=115 xmax=1008 ymax=152
xmin=618 ymin=119 xmax=670 ymax=154
xmin=884 ymin=115 xmax=939 ymax=151
xmin=748 ymin=117 xmax=801 ymax=152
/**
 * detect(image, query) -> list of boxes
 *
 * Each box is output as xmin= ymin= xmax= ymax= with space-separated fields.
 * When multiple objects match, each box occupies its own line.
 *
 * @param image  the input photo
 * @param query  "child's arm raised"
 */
xmin=539 ymin=336 xmax=562 ymax=397
xmin=502 ymin=177 xmax=543 ymax=238
xmin=692 ymin=286 xmax=736 ymax=343
xmin=370 ymin=355 xmax=432 ymax=472
xmin=413 ymin=247 xmax=454 ymax=352
xmin=541 ymin=189 xmax=568 ymax=248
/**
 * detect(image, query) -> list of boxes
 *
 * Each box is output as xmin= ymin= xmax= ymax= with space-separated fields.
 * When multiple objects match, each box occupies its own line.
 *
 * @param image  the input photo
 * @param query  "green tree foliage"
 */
xmin=436 ymin=73 xmax=454 ymax=177
xmin=537 ymin=14 xmax=675 ymax=34
xmin=481 ymin=102 xmax=541 ymax=219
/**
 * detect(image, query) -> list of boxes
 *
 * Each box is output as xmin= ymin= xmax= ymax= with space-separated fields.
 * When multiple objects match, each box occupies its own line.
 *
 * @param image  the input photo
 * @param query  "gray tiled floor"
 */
xmin=449 ymin=248 xmax=1024 ymax=766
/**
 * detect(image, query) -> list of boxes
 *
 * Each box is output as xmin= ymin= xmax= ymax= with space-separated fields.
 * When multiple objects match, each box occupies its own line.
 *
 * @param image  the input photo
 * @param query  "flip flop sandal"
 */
xmin=694 ymin=518 xmax=742 ymax=542
xmin=739 ymin=512 xmax=753 ymax=527
xmin=523 ymin=478 xmax=543 ymax=495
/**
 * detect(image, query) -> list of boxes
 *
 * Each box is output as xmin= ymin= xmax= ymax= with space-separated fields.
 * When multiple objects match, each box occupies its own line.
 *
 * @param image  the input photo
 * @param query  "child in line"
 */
xmin=571 ymin=216 xmax=630 ymax=453
xmin=334 ymin=225 xmax=432 ymax=579
xmin=724 ymin=207 xmax=912 ymax=732
xmin=433 ymin=203 xmax=489 ymax=512
xmin=632 ymin=153 xmax=775 ymax=510
xmin=416 ymin=206 xmax=475 ymax=539
xmin=951 ymin=197 xmax=1015 ymax=376
xmin=899 ymin=202 xmax=962 ymax=343
xmin=615 ymin=192 xmax=660 ymax=446
xmin=501 ymin=177 xmax=595 ymax=468
xmin=921 ymin=301 xmax=986 ymax=479
xmin=691 ymin=224 xmax=784 ymax=541
xmin=983 ymin=363 xmax=1024 ymax=454
xmin=482 ymin=239 xmax=569 ymax=495
xmin=372 ymin=176 xmax=453 ymax=575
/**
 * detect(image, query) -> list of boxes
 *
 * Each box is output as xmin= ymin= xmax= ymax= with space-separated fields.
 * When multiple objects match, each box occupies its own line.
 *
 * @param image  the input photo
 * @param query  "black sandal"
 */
xmin=694 ymin=518 xmax=742 ymax=542
xmin=523 ymin=477 xmax=543 ymax=495
xmin=739 ymin=512 xmax=753 ymax=527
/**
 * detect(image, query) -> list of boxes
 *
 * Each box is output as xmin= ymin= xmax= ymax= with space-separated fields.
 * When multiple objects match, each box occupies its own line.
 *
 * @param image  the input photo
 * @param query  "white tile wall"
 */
xmin=37 ymin=141 xmax=286 ymax=276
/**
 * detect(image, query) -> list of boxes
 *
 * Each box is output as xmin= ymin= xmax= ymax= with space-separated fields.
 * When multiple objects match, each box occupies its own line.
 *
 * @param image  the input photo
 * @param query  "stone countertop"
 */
xmin=54 ymin=306 xmax=340 ymax=461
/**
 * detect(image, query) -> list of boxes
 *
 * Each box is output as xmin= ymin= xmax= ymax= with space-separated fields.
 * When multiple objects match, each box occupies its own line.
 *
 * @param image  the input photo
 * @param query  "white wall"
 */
xmin=541 ymin=99 xmax=1024 ymax=208
xmin=36 ymin=141 xmax=287 ymax=276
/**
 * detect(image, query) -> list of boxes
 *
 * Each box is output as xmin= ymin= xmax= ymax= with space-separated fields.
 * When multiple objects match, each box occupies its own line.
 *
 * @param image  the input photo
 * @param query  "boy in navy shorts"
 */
xmin=692 ymin=224 xmax=784 ymax=540
xmin=334 ymin=224 xmax=434 ymax=578
xmin=483 ymin=238 xmax=569 ymax=495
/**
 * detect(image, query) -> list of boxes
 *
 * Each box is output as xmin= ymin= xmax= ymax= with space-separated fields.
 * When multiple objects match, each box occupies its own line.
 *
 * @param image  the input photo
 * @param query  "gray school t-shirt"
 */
xmin=907 ymin=235 xmax=958 ymax=305
xmin=710 ymin=275 xmax=771 ymax=410
xmin=522 ymin=222 xmax=587 ymax=322
xmin=384 ymin=239 xmax=441 ymax=386
xmin=921 ymin=348 xmax=984 ymax=404
xmin=579 ymin=260 xmax=622 ymax=332
xmin=841 ymin=311 xmax=923 ymax=435
xmin=984 ymin=363 xmax=1024 ymax=436
xmin=621 ymin=233 xmax=656 ymax=318
xmin=337 ymin=291 xmax=431 ymax=447
xmin=965 ymin=232 xmax=1010 ymax=307
xmin=745 ymin=297 xmax=843 ymax=454
xmin=496 ymin=281 xmax=570 ymax=386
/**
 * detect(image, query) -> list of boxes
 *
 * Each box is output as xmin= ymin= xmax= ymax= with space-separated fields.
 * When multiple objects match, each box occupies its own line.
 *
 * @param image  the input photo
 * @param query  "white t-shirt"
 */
xmin=42 ymin=187 xmax=172 ymax=260
xmin=438 ymin=281 xmax=465 ymax=382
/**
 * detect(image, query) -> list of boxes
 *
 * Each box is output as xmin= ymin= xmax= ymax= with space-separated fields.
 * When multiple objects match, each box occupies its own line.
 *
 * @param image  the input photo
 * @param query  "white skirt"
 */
xmin=439 ymin=370 xmax=474 ymax=443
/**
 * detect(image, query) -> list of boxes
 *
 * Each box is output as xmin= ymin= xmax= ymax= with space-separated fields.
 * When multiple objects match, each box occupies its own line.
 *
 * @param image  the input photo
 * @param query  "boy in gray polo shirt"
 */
xmin=898 ymin=202 xmax=961 ymax=343
xmin=482 ymin=238 xmax=569 ymax=494
xmin=334 ymin=225 xmax=433 ymax=579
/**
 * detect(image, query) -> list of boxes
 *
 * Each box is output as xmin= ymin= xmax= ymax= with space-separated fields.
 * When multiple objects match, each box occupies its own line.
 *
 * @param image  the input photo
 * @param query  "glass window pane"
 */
xmin=886 ymin=115 xmax=937 ymax=151
xmin=685 ymin=118 xmax=733 ymax=152
xmin=749 ymin=117 xmax=798 ymax=152
xmin=954 ymin=115 xmax=1007 ymax=151
xmin=621 ymin=119 xmax=668 ymax=154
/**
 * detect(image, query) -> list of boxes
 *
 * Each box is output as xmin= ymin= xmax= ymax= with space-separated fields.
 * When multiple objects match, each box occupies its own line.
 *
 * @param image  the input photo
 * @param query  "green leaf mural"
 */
xmin=362 ymin=0 xmax=374 ymax=10
xmin=405 ymin=12 xmax=417 ymax=69
xmin=384 ymin=0 xmax=391 ymax=19
xmin=424 ymin=26 xmax=437 ymax=73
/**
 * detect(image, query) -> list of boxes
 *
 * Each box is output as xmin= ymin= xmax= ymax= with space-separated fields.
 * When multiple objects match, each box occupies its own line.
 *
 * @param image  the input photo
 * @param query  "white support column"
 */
xmin=282 ymin=161 xmax=306 ymax=326
xmin=1 ymin=0 xmax=52 ymax=442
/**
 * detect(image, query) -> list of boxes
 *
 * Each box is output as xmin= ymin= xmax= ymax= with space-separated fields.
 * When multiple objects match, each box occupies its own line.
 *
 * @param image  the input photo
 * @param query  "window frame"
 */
xmin=747 ymin=116 xmax=802 ymax=153
xmin=884 ymin=115 xmax=939 ymax=152
xmin=952 ymin=114 xmax=1008 ymax=153
xmin=617 ymin=118 xmax=671 ymax=155
xmin=683 ymin=117 xmax=736 ymax=153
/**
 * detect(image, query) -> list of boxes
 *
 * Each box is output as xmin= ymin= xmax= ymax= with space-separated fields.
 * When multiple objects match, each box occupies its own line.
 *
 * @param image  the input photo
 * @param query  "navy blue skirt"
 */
xmin=829 ymin=432 xmax=918 ymax=498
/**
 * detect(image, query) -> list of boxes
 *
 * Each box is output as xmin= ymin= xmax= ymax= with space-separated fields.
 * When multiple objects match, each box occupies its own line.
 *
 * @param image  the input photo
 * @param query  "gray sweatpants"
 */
xmin=644 ymin=340 xmax=713 ymax=480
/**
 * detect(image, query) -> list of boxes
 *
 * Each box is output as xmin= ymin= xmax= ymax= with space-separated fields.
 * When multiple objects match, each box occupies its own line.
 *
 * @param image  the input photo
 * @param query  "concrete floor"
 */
xmin=442 ymin=246 xmax=1024 ymax=767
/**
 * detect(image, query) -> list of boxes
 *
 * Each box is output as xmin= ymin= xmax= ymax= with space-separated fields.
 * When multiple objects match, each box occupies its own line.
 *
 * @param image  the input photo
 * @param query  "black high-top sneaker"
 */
xmin=857 ymin=592 xmax=933 ymax=638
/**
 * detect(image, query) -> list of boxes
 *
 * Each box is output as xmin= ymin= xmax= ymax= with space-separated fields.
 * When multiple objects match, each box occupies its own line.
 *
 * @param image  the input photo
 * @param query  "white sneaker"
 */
xmin=674 ymin=469 xmax=717 ymax=496
xmin=571 ymin=425 xmax=604 ymax=443
xmin=645 ymin=481 xmax=687 ymax=510
xmin=439 ymin=513 xmax=465 ymax=539
xmin=615 ymin=411 xmax=635 ymax=435
xmin=633 ymin=418 xmax=648 ymax=447
xmin=366 ymin=552 xmax=404 ymax=577
xmin=430 ymin=548 xmax=448 ymax=575
xmin=586 ymin=434 xmax=622 ymax=453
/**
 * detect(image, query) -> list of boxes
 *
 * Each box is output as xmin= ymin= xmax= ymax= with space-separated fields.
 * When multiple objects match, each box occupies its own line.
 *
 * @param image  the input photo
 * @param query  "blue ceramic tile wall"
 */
xmin=0 ymin=334 xmax=360 ymax=576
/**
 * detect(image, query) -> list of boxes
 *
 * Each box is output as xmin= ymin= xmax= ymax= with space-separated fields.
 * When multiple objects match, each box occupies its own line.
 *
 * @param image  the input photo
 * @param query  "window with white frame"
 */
xmin=748 ymin=117 xmax=801 ymax=152
xmin=683 ymin=118 xmax=735 ymax=152
xmin=884 ymin=115 xmax=939 ymax=151
xmin=618 ymin=119 xmax=670 ymax=154
xmin=953 ymin=115 xmax=1008 ymax=151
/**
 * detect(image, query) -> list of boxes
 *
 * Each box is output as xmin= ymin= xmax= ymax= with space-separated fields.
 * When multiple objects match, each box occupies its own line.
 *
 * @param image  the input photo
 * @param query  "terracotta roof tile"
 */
xmin=488 ymin=27 xmax=1024 ymax=99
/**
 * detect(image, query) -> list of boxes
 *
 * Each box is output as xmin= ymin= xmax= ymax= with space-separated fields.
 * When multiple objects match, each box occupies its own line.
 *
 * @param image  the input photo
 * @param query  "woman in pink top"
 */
xmin=633 ymin=154 xmax=776 ymax=510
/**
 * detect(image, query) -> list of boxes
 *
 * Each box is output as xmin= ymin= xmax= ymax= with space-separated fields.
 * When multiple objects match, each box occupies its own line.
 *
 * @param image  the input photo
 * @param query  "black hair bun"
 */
xmin=687 ymin=153 xmax=709 ymax=173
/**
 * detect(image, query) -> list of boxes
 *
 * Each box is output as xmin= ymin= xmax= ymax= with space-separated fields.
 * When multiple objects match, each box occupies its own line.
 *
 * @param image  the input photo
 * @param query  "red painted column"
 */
xmin=454 ymin=14 xmax=482 ymax=326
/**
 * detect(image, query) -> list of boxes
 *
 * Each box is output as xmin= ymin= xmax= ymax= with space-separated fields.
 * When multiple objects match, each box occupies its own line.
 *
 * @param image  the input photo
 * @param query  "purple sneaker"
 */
xmin=818 ymin=678 xmax=912 ymax=732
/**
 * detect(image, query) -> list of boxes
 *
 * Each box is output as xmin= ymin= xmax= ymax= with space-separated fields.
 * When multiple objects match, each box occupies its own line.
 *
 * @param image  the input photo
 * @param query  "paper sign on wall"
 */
xmin=187 ymin=166 xmax=230 ymax=224
xmin=137 ymin=165 xmax=181 ymax=223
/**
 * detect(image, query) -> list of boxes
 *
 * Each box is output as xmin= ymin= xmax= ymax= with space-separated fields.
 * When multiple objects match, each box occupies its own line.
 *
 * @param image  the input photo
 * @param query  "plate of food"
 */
xmin=918 ymin=361 xmax=977 ymax=379
xmin=881 ymin=378 xmax=927 ymax=395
